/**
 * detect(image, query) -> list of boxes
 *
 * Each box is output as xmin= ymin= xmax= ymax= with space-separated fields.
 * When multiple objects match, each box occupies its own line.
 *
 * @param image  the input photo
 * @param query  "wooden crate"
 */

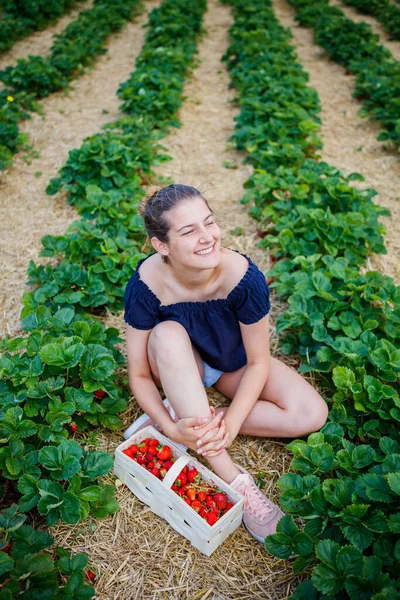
xmin=113 ymin=425 xmax=244 ymax=556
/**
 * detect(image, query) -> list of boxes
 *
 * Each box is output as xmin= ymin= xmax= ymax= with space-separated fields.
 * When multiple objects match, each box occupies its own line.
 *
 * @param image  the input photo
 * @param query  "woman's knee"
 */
xmin=293 ymin=393 xmax=329 ymax=436
xmin=148 ymin=321 xmax=190 ymax=353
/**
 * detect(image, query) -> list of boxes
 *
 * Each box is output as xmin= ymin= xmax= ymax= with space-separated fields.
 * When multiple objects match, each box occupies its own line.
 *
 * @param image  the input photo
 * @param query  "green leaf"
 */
xmin=0 ymin=552 xmax=14 ymax=577
xmin=59 ymin=492 xmax=81 ymax=524
xmin=292 ymin=532 xmax=313 ymax=556
xmin=82 ymin=450 xmax=113 ymax=479
xmin=264 ymin=532 xmax=292 ymax=559
xmin=387 ymin=473 xmax=400 ymax=496
xmin=312 ymin=563 xmax=342 ymax=595
xmin=315 ymin=539 xmax=340 ymax=568
xmin=40 ymin=336 xmax=84 ymax=368
xmin=333 ymin=366 xmax=355 ymax=390
xmin=336 ymin=545 xmax=363 ymax=577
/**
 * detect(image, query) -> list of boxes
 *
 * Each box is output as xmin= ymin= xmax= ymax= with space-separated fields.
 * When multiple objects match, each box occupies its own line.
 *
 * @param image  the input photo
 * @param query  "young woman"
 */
xmin=124 ymin=184 xmax=328 ymax=543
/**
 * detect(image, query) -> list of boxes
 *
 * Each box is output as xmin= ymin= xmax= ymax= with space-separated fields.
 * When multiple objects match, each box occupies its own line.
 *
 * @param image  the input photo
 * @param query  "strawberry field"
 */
xmin=0 ymin=0 xmax=399 ymax=598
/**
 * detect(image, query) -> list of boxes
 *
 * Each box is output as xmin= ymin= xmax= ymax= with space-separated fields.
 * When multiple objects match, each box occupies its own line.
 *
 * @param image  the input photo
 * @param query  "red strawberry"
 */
xmin=3 ymin=540 xmax=12 ymax=554
xmin=177 ymin=488 xmax=185 ymax=496
xmin=171 ymin=485 xmax=179 ymax=491
xmin=149 ymin=438 xmax=159 ymax=445
xmin=226 ymin=501 xmax=234 ymax=511
xmin=129 ymin=444 xmax=139 ymax=455
xmin=70 ymin=423 xmax=77 ymax=432
xmin=191 ymin=500 xmax=201 ymax=513
xmin=163 ymin=460 xmax=173 ymax=471
xmin=184 ymin=498 xmax=192 ymax=506
xmin=94 ymin=390 xmax=106 ymax=399
xmin=206 ymin=513 xmax=218 ymax=526
xmin=150 ymin=467 xmax=160 ymax=478
xmin=186 ymin=468 xmax=199 ymax=484
xmin=122 ymin=449 xmax=134 ymax=458
xmin=87 ymin=570 xmax=96 ymax=582
xmin=199 ymin=507 xmax=207 ymax=518
xmin=144 ymin=453 xmax=154 ymax=463
xmin=205 ymin=496 xmax=214 ymax=508
xmin=137 ymin=456 xmax=145 ymax=465
xmin=174 ymin=472 xmax=187 ymax=488
xmin=138 ymin=443 xmax=148 ymax=454
xmin=197 ymin=491 xmax=206 ymax=503
xmin=148 ymin=445 xmax=158 ymax=455
xmin=157 ymin=445 xmax=172 ymax=461
xmin=186 ymin=488 xmax=196 ymax=501
xmin=147 ymin=462 xmax=154 ymax=469
xmin=214 ymin=493 xmax=227 ymax=510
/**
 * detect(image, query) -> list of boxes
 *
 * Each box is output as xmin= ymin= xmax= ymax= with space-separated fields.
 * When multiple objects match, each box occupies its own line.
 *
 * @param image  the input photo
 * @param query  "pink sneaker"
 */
xmin=230 ymin=464 xmax=284 ymax=543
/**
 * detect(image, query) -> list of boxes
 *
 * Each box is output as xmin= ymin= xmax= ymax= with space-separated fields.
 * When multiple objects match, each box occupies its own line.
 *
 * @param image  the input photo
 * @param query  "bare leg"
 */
xmin=147 ymin=321 xmax=241 ymax=483
xmin=212 ymin=356 xmax=328 ymax=439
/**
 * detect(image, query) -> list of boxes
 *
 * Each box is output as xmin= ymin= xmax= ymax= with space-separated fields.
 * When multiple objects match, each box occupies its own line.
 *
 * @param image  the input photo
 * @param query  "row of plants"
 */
xmin=223 ymin=0 xmax=399 ymax=598
xmin=0 ymin=0 xmax=207 ymax=595
xmin=341 ymin=0 xmax=400 ymax=41
xmin=286 ymin=0 xmax=400 ymax=147
xmin=0 ymin=0 xmax=143 ymax=171
xmin=0 ymin=504 xmax=96 ymax=599
xmin=0 ymin=0 xmax=83 ymax=55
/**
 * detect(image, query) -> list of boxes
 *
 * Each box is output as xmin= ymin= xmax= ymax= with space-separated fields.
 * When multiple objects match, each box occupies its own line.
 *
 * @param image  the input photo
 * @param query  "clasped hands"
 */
xmin=169 ymin=407 xmax=231 ymax=458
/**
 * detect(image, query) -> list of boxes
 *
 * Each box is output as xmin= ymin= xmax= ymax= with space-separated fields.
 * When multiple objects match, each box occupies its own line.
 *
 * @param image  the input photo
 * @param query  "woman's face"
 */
xmin=159 ymin=196 xmax=222 ymax=269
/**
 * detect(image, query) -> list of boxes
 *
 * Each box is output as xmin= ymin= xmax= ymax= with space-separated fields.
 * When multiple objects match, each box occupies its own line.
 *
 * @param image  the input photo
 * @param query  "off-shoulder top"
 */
xmin=123 ymin=250 xmax=270 ymax=373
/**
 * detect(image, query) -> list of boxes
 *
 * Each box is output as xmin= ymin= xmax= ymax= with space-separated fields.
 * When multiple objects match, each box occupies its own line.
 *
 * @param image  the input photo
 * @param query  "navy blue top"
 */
xmin=123 ymin=250 xmax=270 ymax=373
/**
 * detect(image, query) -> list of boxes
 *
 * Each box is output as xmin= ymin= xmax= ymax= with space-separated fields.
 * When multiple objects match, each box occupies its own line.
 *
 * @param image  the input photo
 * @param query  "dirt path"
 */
xmin=49 ymin=1 xmax=299 ymax=598
xmin=0 ymin=1 xmax=92 ymax=73
xmin=333 ymin=0 xmax=400 ymax=62
xmin=0 ymin=0 xmax=160 ymax=338
xmin=273 ymin=0 xmax=400 ymax=284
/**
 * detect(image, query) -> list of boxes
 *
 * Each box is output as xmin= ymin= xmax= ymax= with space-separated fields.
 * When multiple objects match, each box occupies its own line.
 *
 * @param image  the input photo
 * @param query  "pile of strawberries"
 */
xmin=122 ymin=437 xmax=233 ymax=526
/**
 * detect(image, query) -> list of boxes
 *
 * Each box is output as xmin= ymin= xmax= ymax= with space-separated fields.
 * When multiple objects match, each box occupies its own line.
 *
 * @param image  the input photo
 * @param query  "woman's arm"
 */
xmin=221 ymin=314 xmax=271 ymax=442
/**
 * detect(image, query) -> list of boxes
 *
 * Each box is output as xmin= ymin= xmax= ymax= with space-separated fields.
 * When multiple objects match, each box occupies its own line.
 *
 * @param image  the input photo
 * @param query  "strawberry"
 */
xmin=197 ymin=491 xmax=206 ymax=503
xmin=191 ymin=500 xmax=201 ymax=513
xmin=150 ymin=467 xmax=160 ymax=478
xmin=129 ymin=444 xmax=139 ymax=455
xmin=144 ymin=453 xmax=154 ymax=463
xmin=226 ymin=501 xmax=234 ymax=511
xmin=199 ymin=507 xmax=207 ymax=518
xmin=149 ymin=438 xmax=159 ymax=445
xmin=205 ymin=496 xmax=214 ymax=509
xmin=87 ymin=569 xmax=96 ymax=582
xmin=147 ymin=462 xmax=154 ymax=469
xmin=163 ymin=460 xmax=173 ymax=471
xmin=70 ymin=423 xmax=77 ymax=432
xmin=137 ymin=456 xmax=145 ymax=465
xmin=206 ymin=513 xmax=217 ymax=526
xmin=122 ymin=449 xmax=134 ymax=457
xmin=157 ymin=445 xmax=172 ymax=461
xmin=186 ymin=467 xmax=199 ymax=484
xmin=148 ymin=445 xmax=158 ymax=455
xmin=94 ymin=390 xmax=106 ymax=399
xmin=214 ymin=492 xmax=227 ymax=510
xmin=186 ymin=488 xmax=196 ymax=502
xmin=182 ymin=466 xmax=188 ymax=474
xmin=138 ymin=443 xmax=148 ymax=454
xmin=171 ymin=485 xmax=179 ymax=491
xmin=174 ymin=472 xmax=187 ymax=488
xmin=177 ymin=488 xmax=185 ymax=496
xmin=3 ymin=540 xmax=12 ymax=554
xmin=143 ymin=438 xmax=152 ymax=444
xmin=184 ymin=498 xmax=192 ymax=506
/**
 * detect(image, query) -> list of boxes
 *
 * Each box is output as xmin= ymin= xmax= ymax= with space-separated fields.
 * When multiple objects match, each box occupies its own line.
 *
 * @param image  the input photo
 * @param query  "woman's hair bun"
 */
xmin=137 ymin=185 xmax=162 ymax=217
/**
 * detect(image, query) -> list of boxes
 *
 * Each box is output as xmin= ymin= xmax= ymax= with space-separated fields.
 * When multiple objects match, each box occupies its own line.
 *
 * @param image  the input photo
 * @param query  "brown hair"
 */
xmin=138 ymin=184 xmax=211 ymax=263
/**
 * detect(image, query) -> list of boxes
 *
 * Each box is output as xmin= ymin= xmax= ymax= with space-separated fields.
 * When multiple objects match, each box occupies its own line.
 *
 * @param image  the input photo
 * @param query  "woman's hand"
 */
xmin=167 ymin=408 xmax=224 ymax=451
xmin=196 ymin=415 xmax=232 ymax=457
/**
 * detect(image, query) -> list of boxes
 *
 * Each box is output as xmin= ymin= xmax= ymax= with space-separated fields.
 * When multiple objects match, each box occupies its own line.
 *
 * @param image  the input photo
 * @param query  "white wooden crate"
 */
xmin=113 ymin=425 xmax=244 ymax=556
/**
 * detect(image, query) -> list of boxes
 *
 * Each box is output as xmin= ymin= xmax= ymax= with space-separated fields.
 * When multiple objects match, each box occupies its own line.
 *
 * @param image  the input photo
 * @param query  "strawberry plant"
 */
xmin=342 ymin=0 xmax=400 ymax=41
xmin=223 ymin=0 xmax=400 ymax=597
xmin=0 ymin=0 xmax=81 ymax=55
xmin=0 ymin=503 xmax=95 ymax=598
xmin=0 ymin=0 xmax=143 ymax=169
xmin=288 ymin=0 xmax=400 ymax=147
